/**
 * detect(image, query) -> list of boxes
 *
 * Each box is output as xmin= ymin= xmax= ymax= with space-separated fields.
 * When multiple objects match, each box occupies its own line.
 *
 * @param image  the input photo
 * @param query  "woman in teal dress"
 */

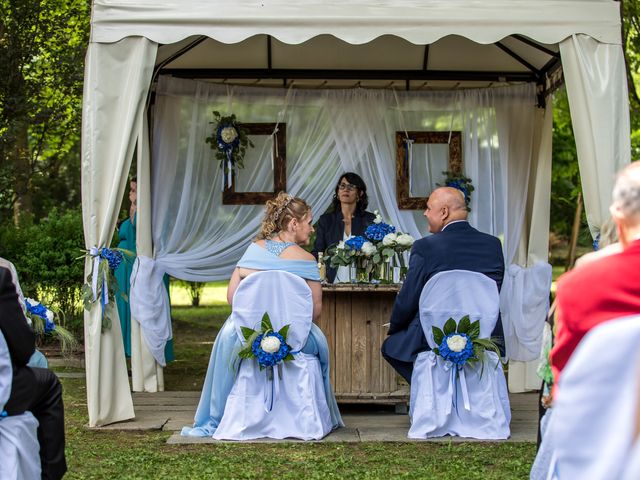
xmin=181 ymin=192 xmax=343 ymax=437
xmin=115 ymin=178 xmax=174 ymax=361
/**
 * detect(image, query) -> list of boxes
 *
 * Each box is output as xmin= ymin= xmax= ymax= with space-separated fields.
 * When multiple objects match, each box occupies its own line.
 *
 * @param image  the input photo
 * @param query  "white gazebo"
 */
xmin=82 ymin=0 xmax=630 ymax=426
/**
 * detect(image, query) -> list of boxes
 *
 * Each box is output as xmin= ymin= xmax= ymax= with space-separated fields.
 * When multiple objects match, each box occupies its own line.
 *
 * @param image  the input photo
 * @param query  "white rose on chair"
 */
xmin=446 ymin=334 xmax=468 ymax=353
xmin=361 ymin=241 xmax=377 ymax=257
xmin=260 ymin=335 xmax=282 ymax=353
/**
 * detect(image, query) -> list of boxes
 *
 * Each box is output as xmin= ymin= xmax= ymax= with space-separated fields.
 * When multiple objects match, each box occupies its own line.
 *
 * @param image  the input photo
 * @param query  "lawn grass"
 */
xmin=57 ymin=280 xmax=537 ymax=478
xmin=61 ymin=375 xmax=535 ymax=479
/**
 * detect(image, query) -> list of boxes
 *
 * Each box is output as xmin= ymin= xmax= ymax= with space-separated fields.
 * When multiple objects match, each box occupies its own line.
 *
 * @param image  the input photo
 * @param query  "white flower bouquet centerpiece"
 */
xmin=325 ymin=235 xmax=377 ymax=283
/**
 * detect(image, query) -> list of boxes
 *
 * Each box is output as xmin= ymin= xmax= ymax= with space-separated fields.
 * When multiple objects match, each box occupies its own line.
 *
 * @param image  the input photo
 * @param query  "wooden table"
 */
xmin=316 ymin=283 xmax=409 ymax=406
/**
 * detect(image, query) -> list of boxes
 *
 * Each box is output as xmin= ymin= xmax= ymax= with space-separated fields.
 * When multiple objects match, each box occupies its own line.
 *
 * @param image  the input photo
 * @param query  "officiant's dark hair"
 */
xmin=331 ymin=172 xmax=369 ymax=213
xmin=257 ymin=192 xmax=311 ymax=240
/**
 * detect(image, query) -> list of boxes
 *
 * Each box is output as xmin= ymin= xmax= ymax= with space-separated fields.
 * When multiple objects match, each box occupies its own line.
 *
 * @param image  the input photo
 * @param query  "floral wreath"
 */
xmin=205 ymin=111 xmax=253 ymax=187
xmin=438 ymin=171 xmax=475 ymax=211
xmin=238 ymin=312 xmax=294 ymax=370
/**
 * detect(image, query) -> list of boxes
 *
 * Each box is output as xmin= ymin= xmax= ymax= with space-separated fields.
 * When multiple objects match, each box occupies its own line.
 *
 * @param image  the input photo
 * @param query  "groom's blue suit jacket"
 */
xmin=385 ymin=221 xmax=505 ymax=363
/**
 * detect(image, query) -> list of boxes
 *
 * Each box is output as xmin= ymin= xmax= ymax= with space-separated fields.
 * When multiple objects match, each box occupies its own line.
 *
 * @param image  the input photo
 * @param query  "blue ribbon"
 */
xmin=0 ymin=410 xmax=7 ymax=418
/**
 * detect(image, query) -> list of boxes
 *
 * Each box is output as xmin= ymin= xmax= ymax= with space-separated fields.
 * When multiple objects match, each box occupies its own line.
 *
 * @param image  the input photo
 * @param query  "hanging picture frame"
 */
xmin=395 ymin=131 xmax=462 ymax=210
xmin=222 ymin=123 xmax=287 ymax=205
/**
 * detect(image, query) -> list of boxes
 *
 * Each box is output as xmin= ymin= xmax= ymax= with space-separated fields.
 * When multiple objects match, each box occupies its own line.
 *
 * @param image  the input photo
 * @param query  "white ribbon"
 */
xmin=443 ymin=362 xmax=471 ymax=414
xmin=271 ymin=127 xmax=279 ymax=171
xmin=89 ymin=247 xmax=109 ymax=307
xmin=406 ymin=138 xmax=415 ymax=194
xmin=227 ymin=158 xmax=233 ymax=189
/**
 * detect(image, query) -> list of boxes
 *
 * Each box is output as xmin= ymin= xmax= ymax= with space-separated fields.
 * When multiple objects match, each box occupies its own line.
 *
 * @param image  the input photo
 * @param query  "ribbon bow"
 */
xmin=89 ymin=247 xmax=110 ymax=315
xmin=442 ymin=361 xmax=471 ymax=415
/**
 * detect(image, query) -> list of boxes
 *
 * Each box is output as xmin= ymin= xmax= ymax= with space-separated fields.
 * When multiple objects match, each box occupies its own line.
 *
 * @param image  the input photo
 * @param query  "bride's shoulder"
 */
xmin=281 ymin=244 xmax=315 ymax=262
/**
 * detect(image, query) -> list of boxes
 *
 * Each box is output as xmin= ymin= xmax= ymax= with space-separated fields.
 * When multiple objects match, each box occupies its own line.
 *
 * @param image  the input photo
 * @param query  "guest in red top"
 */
xmin=550 ymin=161 xmax=640 ymax=392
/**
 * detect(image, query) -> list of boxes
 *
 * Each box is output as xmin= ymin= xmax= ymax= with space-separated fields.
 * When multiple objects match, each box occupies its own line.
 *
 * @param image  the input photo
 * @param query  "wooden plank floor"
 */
xmin=94 ymin=391 xmax=539 ymax=444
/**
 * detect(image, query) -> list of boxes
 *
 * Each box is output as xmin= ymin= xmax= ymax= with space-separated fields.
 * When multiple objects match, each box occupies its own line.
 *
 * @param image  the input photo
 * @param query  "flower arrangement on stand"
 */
xmin=79 ymin=247 xmax=132 ymax=330
xmin=25 ymin=298 xmax=77 ymax=354
xmin=205 ymin=111 xmax=254 ymax=188
xmin=438 ymin=171 xmax=475 ymax=211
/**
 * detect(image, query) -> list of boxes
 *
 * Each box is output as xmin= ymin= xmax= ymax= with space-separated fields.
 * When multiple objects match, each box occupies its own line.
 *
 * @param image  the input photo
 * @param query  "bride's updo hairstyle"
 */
xmin=257 ymin=192 xmax=311 ymax=240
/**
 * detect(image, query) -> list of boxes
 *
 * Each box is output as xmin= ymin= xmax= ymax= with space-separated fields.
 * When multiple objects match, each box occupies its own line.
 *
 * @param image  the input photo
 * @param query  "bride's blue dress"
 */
xmin=181 ymin=242 xmax=344 ymax=437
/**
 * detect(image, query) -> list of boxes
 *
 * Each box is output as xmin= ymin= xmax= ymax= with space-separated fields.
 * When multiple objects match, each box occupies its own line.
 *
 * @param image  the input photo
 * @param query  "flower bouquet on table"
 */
xmin=79 ymin=247 xmax=133 ymax=330
xmin=325 ymin=235 xmax=377 ymax=283
xmin=24 ymin=298 xmax=77 ymax=354
xmin=363 ymin=211 xmax=415 ymax=283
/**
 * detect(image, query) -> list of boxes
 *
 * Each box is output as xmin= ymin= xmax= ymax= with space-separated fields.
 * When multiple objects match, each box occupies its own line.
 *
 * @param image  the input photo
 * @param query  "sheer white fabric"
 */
xmin=212 ymin=271 xmax=332 ymax=440
xmin=0 ymin=331 xmax=41 ymax=480
xmin=409 ymin=270 xmax=510 ymax=439
xmin=534 ymin=316 xmax=640 ymax=480
xmin=129 ymin=78 xmax=544 ymax=368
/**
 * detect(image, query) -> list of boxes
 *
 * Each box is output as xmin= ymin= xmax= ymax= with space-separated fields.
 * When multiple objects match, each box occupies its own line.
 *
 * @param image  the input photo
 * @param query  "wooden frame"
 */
xmin=222 ymin=123 xmax=286 ymax=204
xmin=395 ymin=131 xmax=462 ymax=210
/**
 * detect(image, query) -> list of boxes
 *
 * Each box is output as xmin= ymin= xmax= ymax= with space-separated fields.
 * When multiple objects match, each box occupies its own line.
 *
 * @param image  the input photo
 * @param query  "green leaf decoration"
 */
xmin=279 ymin=324 xmax=290 ymax=339
xmin=240 ymin=326 xmax=255 ymax=341
xmin=443 ymin=318 xmax=457 ymax=336
xmin=458 ymin=315 xmax=471 ymax=334
xmin=468 ymin=319 xmax=481 ymax=339
xmin=432 ymin=326 xmax=445 ymax=346
xmin=433 ymin=347 xmax=440 ymax=355
xmin=284 ymin=353 xmax=295 ymax=362
xmin=261 ymin=312 xmax=273 ymax=333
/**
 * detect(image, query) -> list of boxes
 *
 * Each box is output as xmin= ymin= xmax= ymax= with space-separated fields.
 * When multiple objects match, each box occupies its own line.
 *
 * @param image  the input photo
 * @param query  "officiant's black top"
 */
xmin=312 ymin=209 xmax=376 ymax=283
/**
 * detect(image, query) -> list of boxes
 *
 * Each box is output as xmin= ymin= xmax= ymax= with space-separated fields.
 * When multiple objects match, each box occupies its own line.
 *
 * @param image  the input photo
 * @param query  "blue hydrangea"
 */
xmin=438 ymin=333 xmax=474 ymax=365
xmin=593 ymin=233 xmax=600 ymax=251
xmin=251 ymin=332 xmax=291 ymax=368
xmin=345 ymin=235 xmax=366 ymax=251
xmin=100 ymin=248 xmax=124 ymax=270
xmin=26 ymin=301 xmax=48 ymax=319
xmin=44 ymin=316 xmax=56 ymax=333
xmin=365 ymin=222 xmax=396 ymax=242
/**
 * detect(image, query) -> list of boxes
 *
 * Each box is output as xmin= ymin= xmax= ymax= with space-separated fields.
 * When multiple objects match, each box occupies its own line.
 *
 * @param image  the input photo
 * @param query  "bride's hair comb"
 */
xmin=272 ymin=195 xmax=294 ymax=222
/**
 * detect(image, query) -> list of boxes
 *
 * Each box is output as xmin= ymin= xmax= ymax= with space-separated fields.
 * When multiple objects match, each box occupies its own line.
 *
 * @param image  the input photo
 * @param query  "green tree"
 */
xmin=0 ymin=0 xmax=90 ymax=225
xmin=623 ymin=0 xmax=640 ymax=157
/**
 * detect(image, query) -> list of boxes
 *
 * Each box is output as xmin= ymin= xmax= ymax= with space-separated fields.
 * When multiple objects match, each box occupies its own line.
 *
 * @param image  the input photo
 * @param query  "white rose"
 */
xmin=220 ymin=126 xmax=238 ymax=144
xmin=260 ymin=335 xmax=281 ymax=353
xmin=361 ymin=241 xmax=377 ymax=256
xmin=373 ymin=210 xmax=382 ymax=224
xmin=382 ymin=232 xmax=398 ymax=247
xmin=336 ymin=240 xmax=346 ymax=250
xmin=396 ymin=234 xmax=415 ymax=248
xmin=45 ymin=310 xmax=54 ymax=322
xmin=26 ymin=298 xmax=38 ymax=307
xmin=446 ymin=334 xmax=468 ymax=353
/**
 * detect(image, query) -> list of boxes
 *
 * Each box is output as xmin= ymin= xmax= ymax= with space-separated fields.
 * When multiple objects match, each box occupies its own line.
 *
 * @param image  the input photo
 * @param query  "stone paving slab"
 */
xmin=95 ymin=391 xmax=539 ymax=443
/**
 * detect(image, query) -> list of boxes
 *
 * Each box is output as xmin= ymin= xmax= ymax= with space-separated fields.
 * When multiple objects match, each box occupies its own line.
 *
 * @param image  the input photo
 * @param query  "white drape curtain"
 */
xmin=128 ymin=77 xmax=544 ymax=368
xmin=81 ymin=38 xmax=158 ymax=426
xmin=560 ymin=34 xmax=632 ymax=237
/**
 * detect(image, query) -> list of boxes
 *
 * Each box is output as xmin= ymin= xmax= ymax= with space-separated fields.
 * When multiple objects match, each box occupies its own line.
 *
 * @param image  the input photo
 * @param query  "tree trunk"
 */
xmin=12 ymin=120 xmax=33 ymax=226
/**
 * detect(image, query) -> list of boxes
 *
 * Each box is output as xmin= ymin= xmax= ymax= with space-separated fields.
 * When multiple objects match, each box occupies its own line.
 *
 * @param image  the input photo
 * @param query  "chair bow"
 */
xmin=442 ymin=361 xmax=471 ymax=415
xmin=89 ymin=247 xmax=109 ymax=309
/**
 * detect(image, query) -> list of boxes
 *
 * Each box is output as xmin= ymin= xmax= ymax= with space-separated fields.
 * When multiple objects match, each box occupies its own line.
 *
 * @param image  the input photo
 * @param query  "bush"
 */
xmin=174 ymin=279 xmax=206 ymax=306
xmin=0 ymin=208 xmax=85 ymax=335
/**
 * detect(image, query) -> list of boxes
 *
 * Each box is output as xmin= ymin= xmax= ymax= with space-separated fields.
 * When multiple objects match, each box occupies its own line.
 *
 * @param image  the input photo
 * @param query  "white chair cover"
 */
xmin=213 ymin=271 xmax=332 ymax=440
xmin=409 ymin=270 xmax=511 ymax=439
xmin=0 ymin=331 xmax=41 ymax=479
xmin=535 ymin=315 xmax=640 ymax=480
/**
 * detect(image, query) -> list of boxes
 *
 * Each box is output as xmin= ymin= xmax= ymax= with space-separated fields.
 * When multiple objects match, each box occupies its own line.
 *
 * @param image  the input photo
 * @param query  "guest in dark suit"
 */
xmin=0 ymin=266 xmax=67 ymax=480
xmin=312 ymin=172 xmax=376 ymax=283
xmin=550 ymin=160 xmax=640 ymax=394
xmin=381 ymin=187 xmax=505 ymax=383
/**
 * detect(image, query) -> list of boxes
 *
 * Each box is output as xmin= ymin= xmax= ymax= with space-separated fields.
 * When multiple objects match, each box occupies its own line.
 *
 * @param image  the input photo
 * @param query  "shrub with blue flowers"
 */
xmin=239 ymin=313 xmax=294 ymax=370
xmin=432 ymin=315 xmax=501 ymax=367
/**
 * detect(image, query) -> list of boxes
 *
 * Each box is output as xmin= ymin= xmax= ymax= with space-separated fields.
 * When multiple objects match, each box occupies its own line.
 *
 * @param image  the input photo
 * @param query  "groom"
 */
xmin=381 ymin=187 xmax=505 ymax=383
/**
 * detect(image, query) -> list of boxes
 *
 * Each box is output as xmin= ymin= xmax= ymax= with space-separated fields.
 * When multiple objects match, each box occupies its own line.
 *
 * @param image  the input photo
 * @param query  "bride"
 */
xmin=182 ymin=192 xmax=343 ymax=437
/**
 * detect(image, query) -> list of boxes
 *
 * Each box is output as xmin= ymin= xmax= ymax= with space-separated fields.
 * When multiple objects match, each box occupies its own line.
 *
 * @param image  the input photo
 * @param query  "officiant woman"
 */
xmin=313 ymin=172 xmax=375 ymax=283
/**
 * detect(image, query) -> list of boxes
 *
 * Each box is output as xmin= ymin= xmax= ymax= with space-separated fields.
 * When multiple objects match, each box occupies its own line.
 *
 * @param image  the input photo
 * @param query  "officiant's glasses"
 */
xmin=338 ymin=182 xmax=357 ymax=192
